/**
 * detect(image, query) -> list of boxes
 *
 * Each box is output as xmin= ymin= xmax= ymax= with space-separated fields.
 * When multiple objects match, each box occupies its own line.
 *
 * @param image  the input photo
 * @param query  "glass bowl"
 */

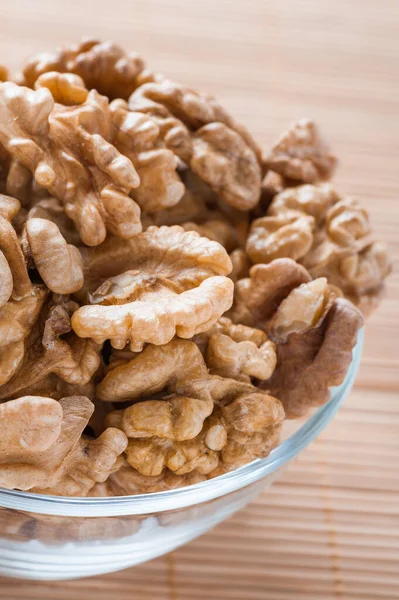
xmin=0 ymin=331 xmax=363 ymax=581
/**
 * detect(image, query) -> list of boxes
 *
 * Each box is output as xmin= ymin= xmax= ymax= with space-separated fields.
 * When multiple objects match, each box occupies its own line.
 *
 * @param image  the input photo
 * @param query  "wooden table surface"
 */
xmin=0 ymin=0 xmax=398 ymax=598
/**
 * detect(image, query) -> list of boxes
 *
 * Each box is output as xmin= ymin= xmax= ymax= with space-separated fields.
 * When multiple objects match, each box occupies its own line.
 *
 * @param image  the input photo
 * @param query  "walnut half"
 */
xmin=72 ymin=226 xmax=234 ymax=350
xmin=0 ymin=82 xmax=141 ymax=246
xmin=229 ymin=259 xmax=363 ymax=417
xmin=248 ymin=184 xmax=392 ymax=315
xmin=0 ymin=395 xmax=127 ymax=495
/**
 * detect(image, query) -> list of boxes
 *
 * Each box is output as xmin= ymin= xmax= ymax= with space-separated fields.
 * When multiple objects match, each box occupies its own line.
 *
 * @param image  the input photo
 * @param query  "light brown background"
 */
xmin=0 ymin=0 xmax=398 ymax=598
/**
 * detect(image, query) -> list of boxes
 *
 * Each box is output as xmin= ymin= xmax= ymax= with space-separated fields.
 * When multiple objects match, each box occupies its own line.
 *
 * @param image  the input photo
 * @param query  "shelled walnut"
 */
xmin=129 ymin=78 xmax=262 ymax=209
xmin=262 ymin=119 xmax=337 ymax=185
xmin=0 ymin=83 xmax=142 ymax=245
xmin=71 ymin=226 xmax=234 ymax=350
xmin=0 ymin=37 xmax=388 ymax=497
xmin=0 ymin=196 xmax=48 ymax=386
xmin=18 ymin=38 xmax=144 ymax=100
xmin=228 ymin=259 xmax=363 ymax=417
xmin=0 ymin=295 xmax=101 ymax=401
xmin=0 ymin=395 xmax=127 ymax=495
xmin=246 ymin=184 xmax=391 ymax=314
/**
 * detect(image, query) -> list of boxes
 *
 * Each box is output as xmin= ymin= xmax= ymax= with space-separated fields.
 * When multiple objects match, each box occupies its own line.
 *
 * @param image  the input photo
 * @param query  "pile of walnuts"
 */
xmin=0 ymin=39 xmax=390 ymax=497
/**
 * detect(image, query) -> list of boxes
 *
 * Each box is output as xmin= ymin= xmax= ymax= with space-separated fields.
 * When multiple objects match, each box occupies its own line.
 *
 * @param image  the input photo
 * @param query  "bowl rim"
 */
xmin=0 ymin=330 xmax=363 ymax=518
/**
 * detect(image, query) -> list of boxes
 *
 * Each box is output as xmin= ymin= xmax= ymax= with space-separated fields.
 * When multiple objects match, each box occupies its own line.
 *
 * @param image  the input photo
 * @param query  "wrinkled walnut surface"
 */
xmin=229 ymin=259 xmax=364 ymax=417
xmin=0 ymin=37 xmax=388 ymax=498
xmin=72 ymin=226 xmax=234 ymax=350
xmin=19 ymin=38 xmax=144 ymax=100
xmin=0 ymin=395 xmax=127 ymax=495
xmin=129 ymin=78 xmax=262 ymax=210
xmin=247 ymin=184 xmax=392 ymax=314
xmin=0 ymin=82 xmax=141 ymax=245
xmin=262 ymin=119 xmax=337 ymax=184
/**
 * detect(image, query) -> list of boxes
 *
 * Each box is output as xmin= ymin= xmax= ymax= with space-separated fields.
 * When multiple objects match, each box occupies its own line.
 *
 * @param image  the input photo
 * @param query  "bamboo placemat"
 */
xmin=0 ymin=0 xmax=398 ymax=598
